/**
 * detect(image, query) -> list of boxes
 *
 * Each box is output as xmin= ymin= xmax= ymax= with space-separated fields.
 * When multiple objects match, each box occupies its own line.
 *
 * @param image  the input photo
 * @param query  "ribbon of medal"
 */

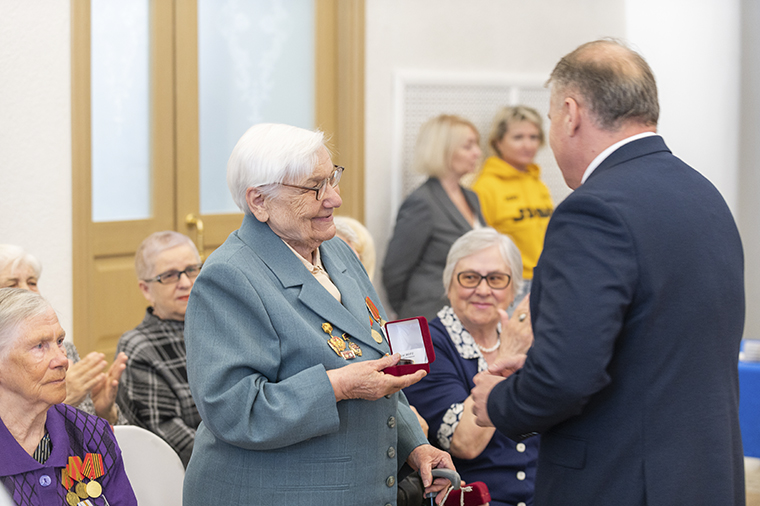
xmin=365 ymin=297 xmax=386 ymax=344
xmin=62 ymin=454 xmax=107 ymax=506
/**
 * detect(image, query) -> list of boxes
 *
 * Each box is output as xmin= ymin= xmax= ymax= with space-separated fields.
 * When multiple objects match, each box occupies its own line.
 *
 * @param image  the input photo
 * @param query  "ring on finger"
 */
xmin=518 ymin=313 xmax=528 ymax=322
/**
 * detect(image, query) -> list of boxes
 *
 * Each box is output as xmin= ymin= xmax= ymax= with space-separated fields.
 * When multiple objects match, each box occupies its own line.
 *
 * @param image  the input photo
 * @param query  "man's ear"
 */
xmin=565 ymin=97 xmax=582 ymax=137
xmin=246 ymin=187 xmax=270 ymax=223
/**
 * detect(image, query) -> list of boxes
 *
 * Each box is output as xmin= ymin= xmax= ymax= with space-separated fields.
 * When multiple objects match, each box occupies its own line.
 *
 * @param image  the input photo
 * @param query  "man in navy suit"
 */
xmin=472 ymin=39 xmax=745 ymax=505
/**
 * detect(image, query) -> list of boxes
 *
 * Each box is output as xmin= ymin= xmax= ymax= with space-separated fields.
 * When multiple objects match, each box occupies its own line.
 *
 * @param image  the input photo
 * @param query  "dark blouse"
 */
xmin=403 ymin=307 xmax=539 ymax=506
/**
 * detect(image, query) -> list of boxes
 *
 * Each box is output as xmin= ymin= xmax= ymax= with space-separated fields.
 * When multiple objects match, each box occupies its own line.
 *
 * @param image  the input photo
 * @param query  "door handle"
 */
xmin=185 ymin=213 xmax=205 ymax=261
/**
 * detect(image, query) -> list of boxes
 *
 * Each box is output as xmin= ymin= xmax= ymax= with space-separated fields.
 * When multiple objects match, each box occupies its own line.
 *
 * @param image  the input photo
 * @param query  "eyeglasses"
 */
xmin=456 ymin=271 xmax=512 ymax=290
xmin=144 ymin=264 xmax=203 ymax=284
xmin=278 ymin=165 xmax=345 ymax=201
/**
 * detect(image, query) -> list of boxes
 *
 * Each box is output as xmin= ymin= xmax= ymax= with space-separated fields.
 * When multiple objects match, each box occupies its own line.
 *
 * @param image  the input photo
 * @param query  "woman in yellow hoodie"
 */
xmin=472 ymin=106 xmax=553 ymax=310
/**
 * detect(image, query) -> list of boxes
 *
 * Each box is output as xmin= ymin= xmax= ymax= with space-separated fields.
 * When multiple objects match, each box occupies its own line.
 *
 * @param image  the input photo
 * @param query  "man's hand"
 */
xmin=471 ymin=371 xmax=508 ymax=428
xmin=407 ymin=444 xmax=456 ymax=505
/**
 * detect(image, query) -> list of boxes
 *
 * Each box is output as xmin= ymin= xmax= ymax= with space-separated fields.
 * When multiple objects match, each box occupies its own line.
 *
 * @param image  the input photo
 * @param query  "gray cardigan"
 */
xmin=383 ymin=177 xmax=484 ymax=320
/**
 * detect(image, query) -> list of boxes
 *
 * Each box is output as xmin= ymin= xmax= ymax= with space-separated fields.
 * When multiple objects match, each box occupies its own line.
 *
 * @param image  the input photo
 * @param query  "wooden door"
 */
xmin=72 ymin=0 xmax=365 ymax=359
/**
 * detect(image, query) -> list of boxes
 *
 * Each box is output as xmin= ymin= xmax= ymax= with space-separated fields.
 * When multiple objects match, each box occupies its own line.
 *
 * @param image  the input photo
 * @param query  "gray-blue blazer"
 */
xmin=183 ymin=215 xmax=428 ymax=506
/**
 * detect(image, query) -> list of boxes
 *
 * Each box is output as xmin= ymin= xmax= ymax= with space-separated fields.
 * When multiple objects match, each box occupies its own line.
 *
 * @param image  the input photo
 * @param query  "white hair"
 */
xmin=334 ymin=216 xmax=377 ymax=279
xmin=134 ymin=231 xmax=199 ymax=280
xmin=227 ymin=123 xmax=327 ymax=214
xmin=0 ymin=288 xmax=53 ymax=361
xmin=0 ymin=244 xmax=42 ymax=278
xmin=442 ymin=228 xmax=523 ymax=298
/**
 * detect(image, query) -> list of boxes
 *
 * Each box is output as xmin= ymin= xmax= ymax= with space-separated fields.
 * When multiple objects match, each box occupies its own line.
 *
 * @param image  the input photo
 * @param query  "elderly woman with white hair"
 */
xmin=183 ymin=123 xmax=455 ymax=506
xmin=0 ymin=288 xmax=137 ymax=506
xmin=403 ymin=228 xmax=538 ymax=506
xmin=0 ymin=244 xmax=127 ymax=425
xmin=115 ymin=231 xmax=203 ymax=468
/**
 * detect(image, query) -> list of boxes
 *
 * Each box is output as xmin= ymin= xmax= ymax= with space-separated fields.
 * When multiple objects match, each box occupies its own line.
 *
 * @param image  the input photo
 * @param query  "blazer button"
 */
xmin=387 ymin=416 xmax=396 ymax=428
xmin=516 ymin=443 xmax=526 ymax=452
xmin=516 ymin=471 xmax=526 ymax=481
xmin=387 ymin=446 xmax=396 ymax=458
xmin=386 ymin=476 xmax=396 ymax=487
xmin=39 ymin=475 xmax=51 ymax=487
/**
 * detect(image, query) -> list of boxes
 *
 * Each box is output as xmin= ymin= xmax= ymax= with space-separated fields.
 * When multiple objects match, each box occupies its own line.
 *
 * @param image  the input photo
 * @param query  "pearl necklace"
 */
xmin=476 ymin=337 xmax=501 ymax=354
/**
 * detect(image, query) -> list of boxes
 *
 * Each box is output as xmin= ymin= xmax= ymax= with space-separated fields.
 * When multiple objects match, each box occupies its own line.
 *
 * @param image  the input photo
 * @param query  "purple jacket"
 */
xmin=0 ymin=404 xmax=137 ymax=506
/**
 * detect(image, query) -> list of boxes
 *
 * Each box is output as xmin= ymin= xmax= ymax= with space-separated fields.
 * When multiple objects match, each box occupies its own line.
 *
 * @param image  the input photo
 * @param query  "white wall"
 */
xmin=738 ymin=0 xmax=760 ymax=339
xmin=0 ymin=1 xmax=73 ymax=332
xmin=365 ymin=0 xmax=626 ymax=294
xmin=625 ymin=0 xmax=741 ymax=211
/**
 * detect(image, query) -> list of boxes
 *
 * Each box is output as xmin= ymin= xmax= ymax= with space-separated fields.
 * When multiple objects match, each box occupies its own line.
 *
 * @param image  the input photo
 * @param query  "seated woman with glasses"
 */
xmin=115 ymin=231 xmax=203 ymax=468
xmin=403 ymin=228 xmax=539 ymax=506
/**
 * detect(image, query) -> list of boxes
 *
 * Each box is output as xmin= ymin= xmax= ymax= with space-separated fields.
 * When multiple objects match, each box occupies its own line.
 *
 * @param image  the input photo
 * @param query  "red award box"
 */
xmin=383 ymin=316 xmax=436 ymax=376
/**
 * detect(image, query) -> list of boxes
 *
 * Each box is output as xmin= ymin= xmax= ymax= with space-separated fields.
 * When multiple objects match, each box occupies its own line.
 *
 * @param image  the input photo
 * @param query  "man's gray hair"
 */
xmin=442 ymin=228 xmax=523 ymax=298
xmin=548 ymin=38 xmax=659 ymax=131
xmin=0 ymin=288 xmax=53 ymax=360
xmin=135 ymin=231 xmax=199 ymax=280
xmin=0 ymin=244 xmax=42 ymax=278
xmin=227 ymin=123 xmax=327 ymax=214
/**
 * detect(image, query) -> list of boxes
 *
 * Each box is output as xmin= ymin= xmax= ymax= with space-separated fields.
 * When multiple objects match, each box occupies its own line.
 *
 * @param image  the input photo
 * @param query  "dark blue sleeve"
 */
xmin=403 ymin=318 xmax=477 ymax=448
xmin=488 ymin=192 xmax=637 ymax=438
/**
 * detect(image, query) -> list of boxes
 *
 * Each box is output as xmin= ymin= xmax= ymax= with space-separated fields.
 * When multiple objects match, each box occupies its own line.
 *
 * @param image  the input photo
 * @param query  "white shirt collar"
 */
xmin=580 ymin=131 xmax=658 ymax=185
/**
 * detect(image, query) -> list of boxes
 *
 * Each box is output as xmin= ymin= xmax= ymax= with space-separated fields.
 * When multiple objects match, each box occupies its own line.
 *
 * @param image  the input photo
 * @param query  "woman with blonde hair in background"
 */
xmin=472 ymin=106 xmax=554 ymax=310
xmin=384 ymin=114 xmax=485 ymax=321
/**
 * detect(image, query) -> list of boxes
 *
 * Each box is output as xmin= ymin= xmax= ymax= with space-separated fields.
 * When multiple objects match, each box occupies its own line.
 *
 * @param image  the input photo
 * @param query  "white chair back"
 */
xmin=113 ymin=425 xmax=185 ymax=506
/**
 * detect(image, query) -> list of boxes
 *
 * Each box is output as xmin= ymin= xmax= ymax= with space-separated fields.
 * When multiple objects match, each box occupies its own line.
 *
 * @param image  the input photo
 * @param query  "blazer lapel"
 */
xmin=427 ymin=178 xmax=473 ymax=232
xmin=238 ymin=216 xmax=384 ymax=354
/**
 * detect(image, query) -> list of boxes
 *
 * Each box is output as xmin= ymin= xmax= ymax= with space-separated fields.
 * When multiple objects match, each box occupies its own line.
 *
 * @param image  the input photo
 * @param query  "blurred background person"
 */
xmin=184 ymin=123 xmax=454 ymax=505
xmin=404 ymin=228 xmax=537 ymax=506
xmin=472 ymin=106 xmax=554 ymax=310
xmin=384 ymin=114 xmax=485 ymax=321
xmin=0 ymin=288 xmax=137 ymax=506
xmin=116 ymin=231 xmax=202 ymax=467
xmin=334 ymin=215 xmax=377 ymax=279
xmin=0 ymin=244 xmax=126 ymax=425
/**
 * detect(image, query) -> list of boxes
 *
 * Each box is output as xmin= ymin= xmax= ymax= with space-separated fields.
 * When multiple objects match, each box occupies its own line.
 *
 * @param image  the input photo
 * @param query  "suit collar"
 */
xmin=237 ymin=215 xmax=385 ymax=354
xmin=585 ymin=134 xmax=670 ymax=184
xmin=425 ymin=177 xmax=480 ymax=230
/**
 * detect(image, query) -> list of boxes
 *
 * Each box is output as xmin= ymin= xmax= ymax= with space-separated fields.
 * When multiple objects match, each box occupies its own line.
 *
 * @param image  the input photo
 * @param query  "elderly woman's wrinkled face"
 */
xmin=261 ymin=147 xmax=342 ymax=258
xmin=0 ymin=262 xmax=39 ymax=292
xmin=448 ymin=245 xmax=514 ymax=330
xmin=0 ymin=308 xmax=68 ymax=407
xmin=139 ymin=244 xmax=201 ymax=322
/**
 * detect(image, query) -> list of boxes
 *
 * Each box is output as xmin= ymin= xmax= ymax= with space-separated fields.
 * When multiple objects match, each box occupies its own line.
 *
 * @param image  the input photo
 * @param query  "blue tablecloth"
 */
xmin=739 ymin=360 xmax=760 ymax=457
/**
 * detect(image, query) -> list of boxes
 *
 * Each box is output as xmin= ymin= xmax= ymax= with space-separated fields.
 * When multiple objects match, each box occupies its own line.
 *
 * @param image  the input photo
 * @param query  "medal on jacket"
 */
xmin=322 ymin=323 xmax=359 ymax=359
xmin=63 ymin=454 xmax=105 ymax=506
xmin=365 ymin=297 xmax=386 ymax=344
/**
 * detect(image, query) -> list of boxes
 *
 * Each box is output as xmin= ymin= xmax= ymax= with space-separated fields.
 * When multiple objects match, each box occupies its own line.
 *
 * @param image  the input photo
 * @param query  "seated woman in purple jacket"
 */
xmin=404 ymin=228 xmax=538 ymax=506
xmin=0 ymin=288 xmax=136 ymax=506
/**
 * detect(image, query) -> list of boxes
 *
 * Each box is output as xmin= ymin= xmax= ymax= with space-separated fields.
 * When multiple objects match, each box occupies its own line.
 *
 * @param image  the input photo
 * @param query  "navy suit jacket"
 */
xmin=487 ymin=136 xmax=745 ymax=505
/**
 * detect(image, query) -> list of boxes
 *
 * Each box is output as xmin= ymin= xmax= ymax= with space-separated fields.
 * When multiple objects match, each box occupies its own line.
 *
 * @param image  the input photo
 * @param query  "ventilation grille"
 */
xmin=391 ymin=72 xmax=572 ymax=222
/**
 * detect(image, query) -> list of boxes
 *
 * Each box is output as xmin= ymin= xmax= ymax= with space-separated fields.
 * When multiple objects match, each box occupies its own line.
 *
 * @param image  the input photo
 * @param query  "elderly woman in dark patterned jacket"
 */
xmin=116 ymin=231 xmax=203 ymax=468
xmin=0 ymin=288 xmax=136 ymax=506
